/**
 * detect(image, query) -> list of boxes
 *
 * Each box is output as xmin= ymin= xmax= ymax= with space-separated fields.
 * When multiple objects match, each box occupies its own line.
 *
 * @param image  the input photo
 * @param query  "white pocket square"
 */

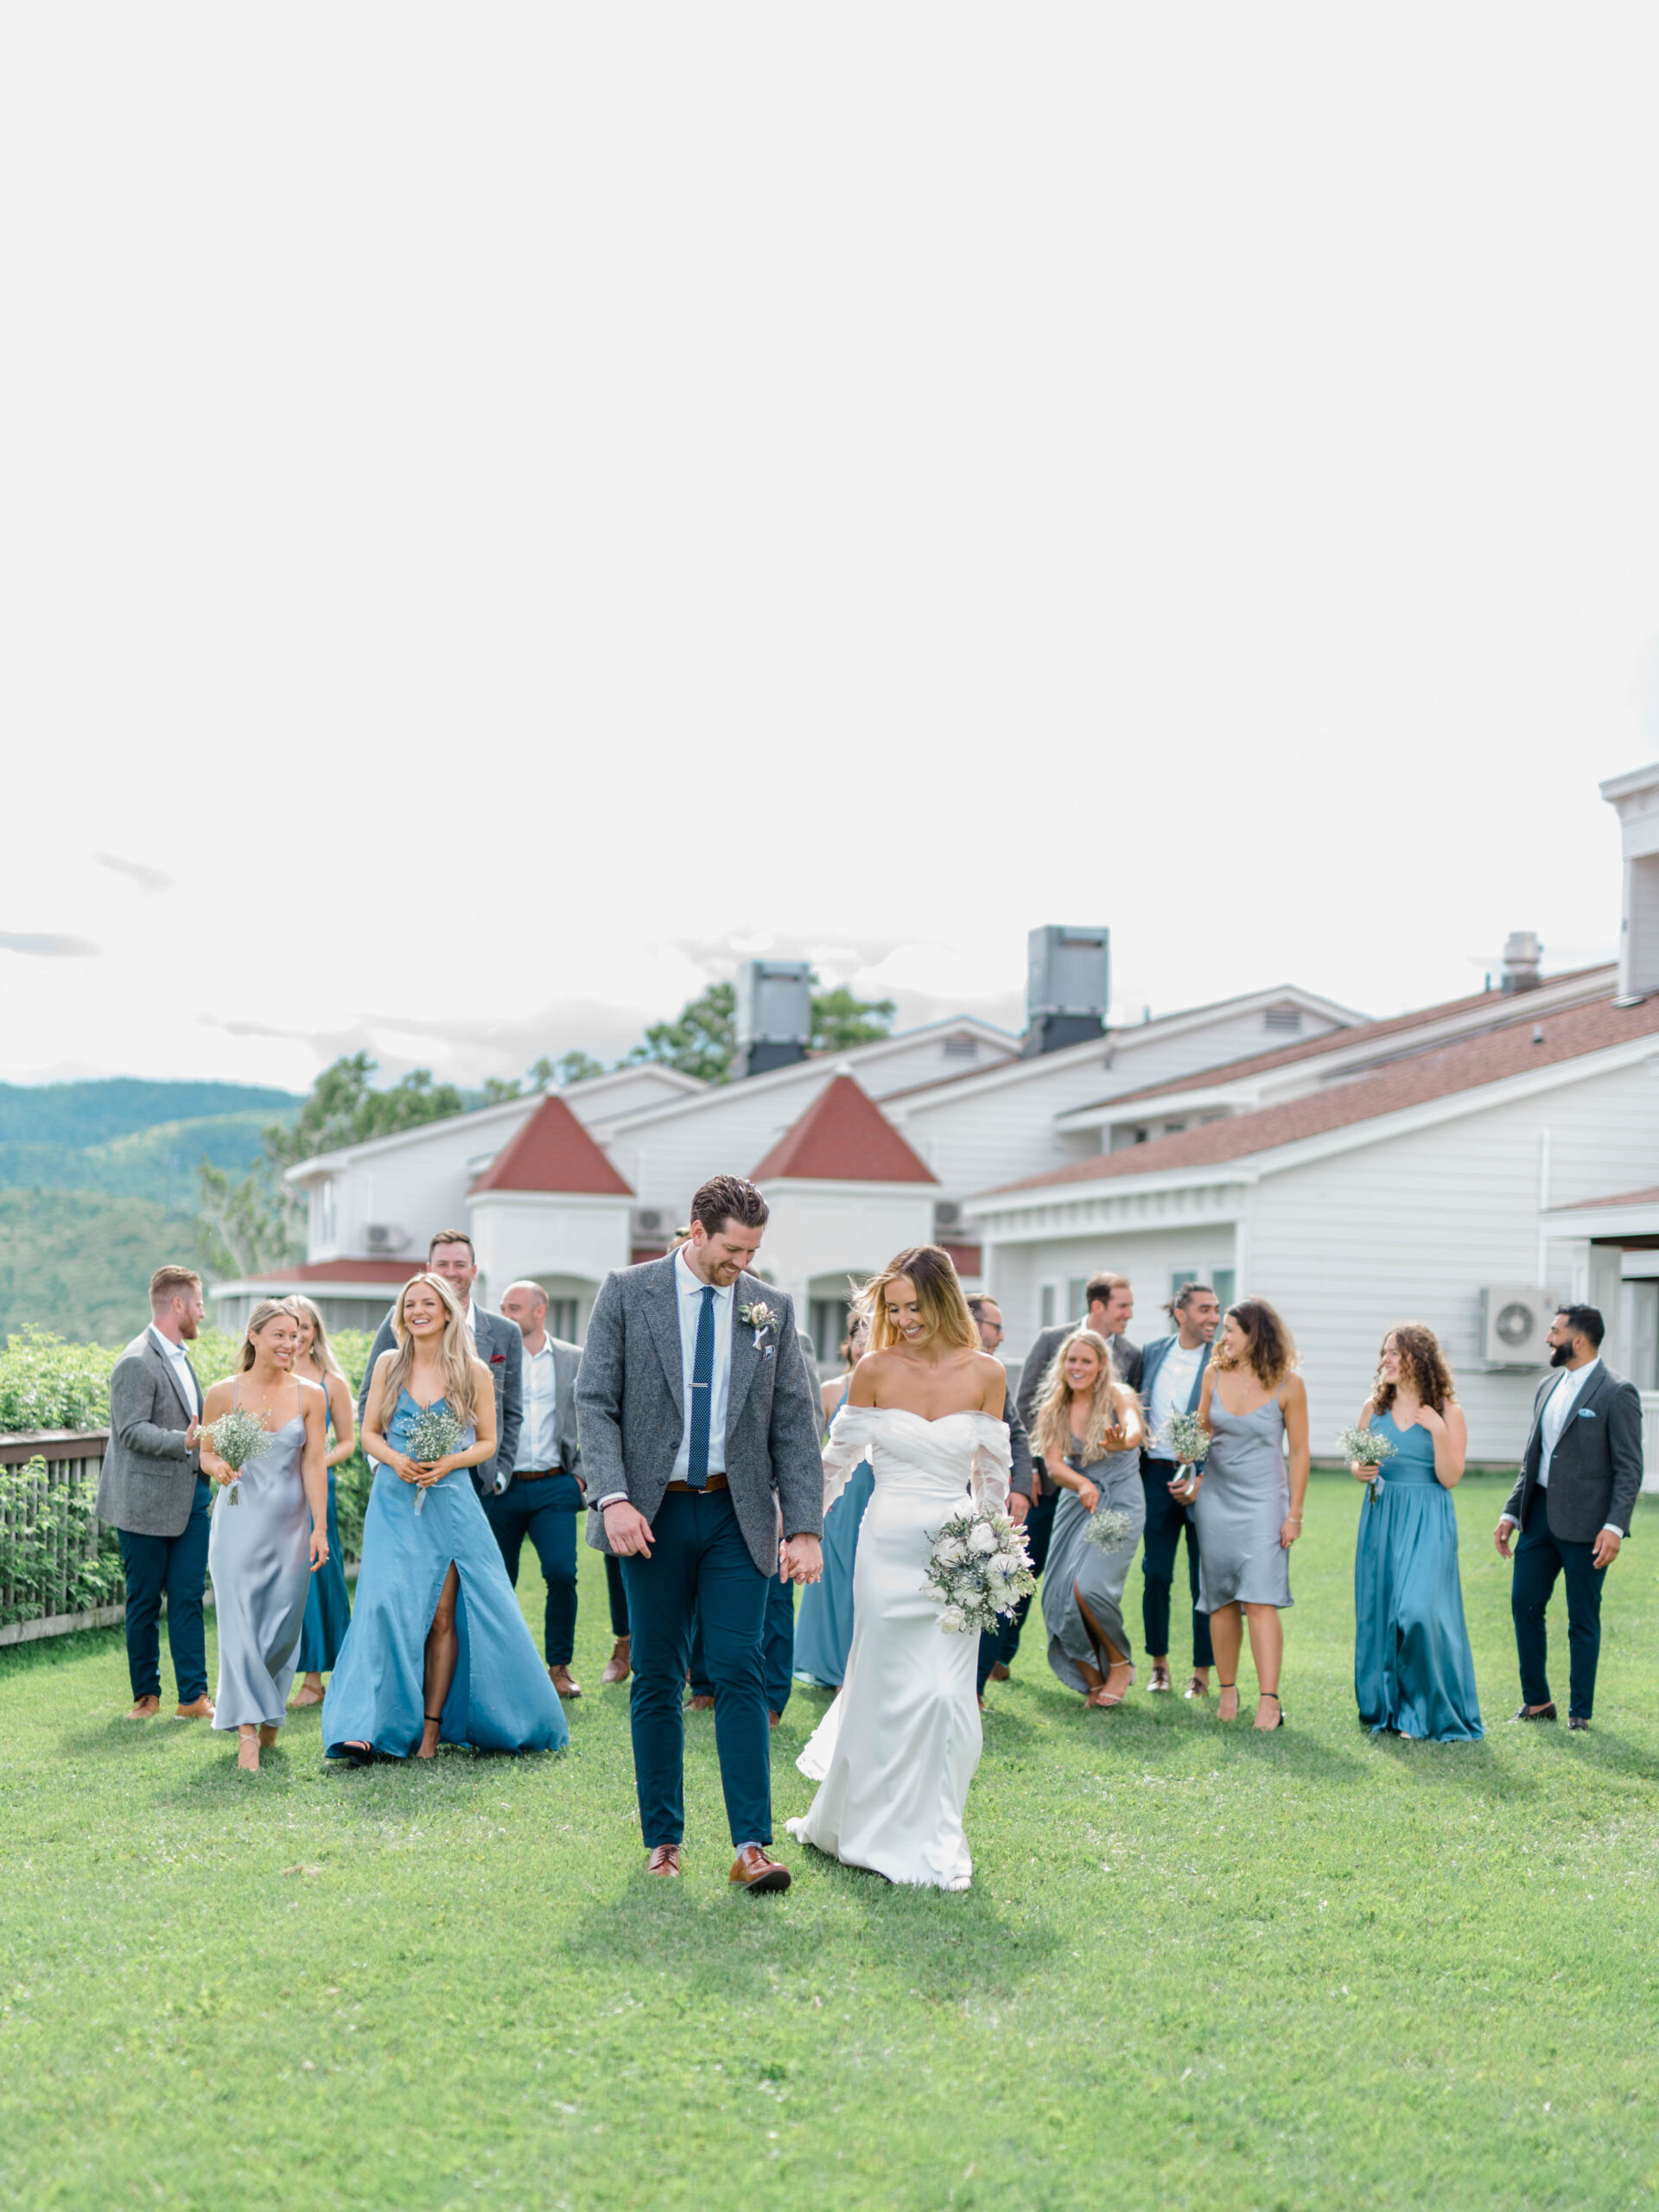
xmin=1576 ymin=1407 xmax=1597 ymax=1419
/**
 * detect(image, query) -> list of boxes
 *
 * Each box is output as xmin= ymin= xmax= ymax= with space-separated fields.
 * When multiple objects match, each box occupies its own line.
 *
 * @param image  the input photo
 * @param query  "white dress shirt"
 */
xmin=518 ymin=1334 xmax=560 ymax=1472
xmin=671 ymin=1243 xmax=734 ymax=1480
xmin=1146 ymin=1341 xmax=1204 ymax=1445
xmin=1537 ymin=1357 xmax=1599 ymax=1488
xmin=149 ymin=1325 xmax=201 ymax=1421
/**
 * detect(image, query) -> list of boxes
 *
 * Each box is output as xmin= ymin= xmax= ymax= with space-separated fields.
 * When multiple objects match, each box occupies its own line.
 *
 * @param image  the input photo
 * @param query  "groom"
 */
xmin=1494 ymin=1304 xmax=1643 ymax=1730
xmin=577 ymin=1174 xmax=823 ymax=1890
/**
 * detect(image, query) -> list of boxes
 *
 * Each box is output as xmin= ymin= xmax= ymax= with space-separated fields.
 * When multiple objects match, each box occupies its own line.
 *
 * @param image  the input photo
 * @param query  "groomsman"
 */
xmin=357 ymin=1230 xmax=523 ymax=1497
xmin=495 ymin=1281 xmax=586 ymax=1699
xmin=1495 ymin=1305 xmax=1643 ymax=1729
xmin=577 ymin=1174 xmax=823 ymax=1888
xmin=95 ymin=1267 xmax=214 ymax=1720
xmin=1138 ymin=1282 xmax=1219 ymax=1696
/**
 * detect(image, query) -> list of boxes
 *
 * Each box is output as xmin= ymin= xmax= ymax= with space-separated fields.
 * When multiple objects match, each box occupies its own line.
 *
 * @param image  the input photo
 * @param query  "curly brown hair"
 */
xmin=1373 ymin=1322 xmax=1455 ymax=1417
xmin=1214 ymin=1298 xmax=1297 ymax=1389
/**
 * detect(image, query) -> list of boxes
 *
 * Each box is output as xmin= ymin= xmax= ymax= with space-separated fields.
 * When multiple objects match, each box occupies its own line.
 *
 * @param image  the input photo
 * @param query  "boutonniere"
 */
xmin=738 ymin=1300 xmax=777 ymax=1351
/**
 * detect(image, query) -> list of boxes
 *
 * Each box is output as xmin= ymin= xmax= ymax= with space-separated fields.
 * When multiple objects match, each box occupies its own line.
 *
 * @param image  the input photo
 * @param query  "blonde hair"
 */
xmin=379 ymin=1272 xmax=483 ymax=1422
xmin=284 ymin=1293 xmax=345 ymax=1381
xmin=238 ymin=1298 xmax=299 ymax=1373
xmin=1033 ymin=1328 xmax=1130 ymax=1463
xmin=857 ymin=1245 xmax=978 ymax=1355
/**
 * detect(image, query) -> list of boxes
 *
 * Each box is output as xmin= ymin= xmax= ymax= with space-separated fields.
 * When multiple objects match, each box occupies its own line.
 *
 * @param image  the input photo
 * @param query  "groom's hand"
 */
xmin=603 ymin=1501 xmax=655 ymax=1557
xmin=1592 ymin=1527 xmax=1623 ymax=1569
xmin=1493 ymin=1515 xmax=1516 ymax=1560
xmin=780 ymin=1534 xmax=823 ymax=1585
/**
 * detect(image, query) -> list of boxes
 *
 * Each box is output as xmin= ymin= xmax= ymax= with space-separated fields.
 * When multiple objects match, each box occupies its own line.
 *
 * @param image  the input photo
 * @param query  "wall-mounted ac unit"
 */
xmin=1478 ymin=1284 xmax=1554 ymax=1366
xmin=632 ymin=1207 xmax=668 ymax=1239
xmin=364 ymin=1223 xmax=409 ymax=1254
xmin=934 ymin=1200 xmax=963 ymax=1230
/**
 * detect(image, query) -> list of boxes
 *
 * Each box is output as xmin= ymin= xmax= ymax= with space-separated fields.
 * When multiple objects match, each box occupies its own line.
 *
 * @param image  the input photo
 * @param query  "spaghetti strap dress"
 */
xmin=1352 ymin=1411 xmax=1483 ymax=1740
xmin=296 ymin=1389 xmax=352 ymax=1674
xmin=207 ymin=1380 xmax=313 ymax=1729
xmin=1040 ymin=1440 xmax=1146 ymax=1693
xmin=321 ymin=1391 xmax=568 ymax=1759
xmin=792 ymin=1388 xmax=875 ymax=1688
xmin=1195 ymin=1391 xmax=1293 ymax=1611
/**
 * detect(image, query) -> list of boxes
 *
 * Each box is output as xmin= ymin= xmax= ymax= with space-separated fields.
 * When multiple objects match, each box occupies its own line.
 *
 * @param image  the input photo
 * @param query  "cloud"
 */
xmin=95 ymin=853 xmax=173 ymax=895
xmin=0 ymin=931 xmax=98 ymax=957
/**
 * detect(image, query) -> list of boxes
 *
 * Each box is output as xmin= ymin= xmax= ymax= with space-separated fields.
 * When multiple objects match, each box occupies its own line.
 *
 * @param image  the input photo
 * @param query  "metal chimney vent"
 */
xmin=1024 ymin=925 xmax=1109 ymax=1057
xmin=1500 ymin=931 xmax=1543 ymax=995
xmin=735 ymin=959 xmax=813 ymax=1078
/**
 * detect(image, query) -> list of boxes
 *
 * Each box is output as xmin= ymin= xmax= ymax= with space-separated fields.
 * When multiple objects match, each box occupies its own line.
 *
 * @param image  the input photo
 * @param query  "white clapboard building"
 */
xmin=213 ymin=763 xmax=1659 ymax=1470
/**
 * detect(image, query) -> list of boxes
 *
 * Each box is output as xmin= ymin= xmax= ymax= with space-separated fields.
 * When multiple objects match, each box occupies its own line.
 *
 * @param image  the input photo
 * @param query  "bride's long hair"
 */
xmin=378 ymin=1272 xmax=483 ymax=1422
xmin=856 ymin=1245 xmax=979 ymax=1354
xmin=1033 ymin=1328 xmax=1127 ymax=1465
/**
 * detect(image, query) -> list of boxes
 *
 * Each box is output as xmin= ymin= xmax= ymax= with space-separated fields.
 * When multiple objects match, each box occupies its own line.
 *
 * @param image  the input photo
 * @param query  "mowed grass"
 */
xmin=3 ymin=1475 xmax=1659 ymax=2212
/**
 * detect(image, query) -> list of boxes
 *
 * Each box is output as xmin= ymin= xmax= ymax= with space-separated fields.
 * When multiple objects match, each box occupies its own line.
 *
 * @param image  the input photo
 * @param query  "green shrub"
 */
xmin=0 ymin=1455 xmax=124 ymax=1627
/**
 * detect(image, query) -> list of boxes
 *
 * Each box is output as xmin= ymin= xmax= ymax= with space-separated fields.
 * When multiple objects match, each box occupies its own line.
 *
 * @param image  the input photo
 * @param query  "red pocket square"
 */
xmin=490 ymin=1352 xmax=506 ymax=1363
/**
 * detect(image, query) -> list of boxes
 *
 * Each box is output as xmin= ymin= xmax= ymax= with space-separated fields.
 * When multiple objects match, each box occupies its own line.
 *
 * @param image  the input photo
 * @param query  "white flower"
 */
xmin=991 ymin=1550 xmax=1020 ymax=1580
xmin=936 ymin=1536 xmax=966 ymax=1567
xmin=968 ymin=1521 xmax=997 ymax=1555
xmin=938 ymin=1604 xmax=967 ymax=1634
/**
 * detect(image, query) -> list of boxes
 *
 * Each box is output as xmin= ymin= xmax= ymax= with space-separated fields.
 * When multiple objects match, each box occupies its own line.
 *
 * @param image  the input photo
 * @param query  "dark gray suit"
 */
xmin=97 ymin=1328 xmax=211 ymax=1706
xmin=358 ymin=1304 xmax=524 ymax=1497
xmin=1503 ymin=1360 xmax=1643 ymax=1721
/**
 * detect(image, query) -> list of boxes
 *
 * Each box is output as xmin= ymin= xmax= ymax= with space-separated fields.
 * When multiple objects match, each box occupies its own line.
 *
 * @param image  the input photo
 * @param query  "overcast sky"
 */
xmin=4 ymin=7 xmax=1659 ymax=1095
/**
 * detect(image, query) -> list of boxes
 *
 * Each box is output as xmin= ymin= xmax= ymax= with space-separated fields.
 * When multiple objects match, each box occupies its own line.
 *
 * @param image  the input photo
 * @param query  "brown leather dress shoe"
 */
xmin=125 ymin=1695 xmax=162 ymax=1719
xmin=1148 ymin=1662 xmax=1173 ymax=1694
xmin=768 ymin=1709 xmax=781 ymax=1728
xmin=686 ymin=1693 xmax=715 ymax=1712
xmin=549 ymin=1665 xmax=582 ymax=1699
xmin=175 ymin=1694 xmax=216 ymax=1720
xmin=646 ymin=1845 xmax=682 ymax=1878
xmin=601 ymin=1637 xmax=632 ymax=1685
xmin=729 ymin=1845 xmax=791 ymax=1892
xmin=989 ymin=1662 xmax=1010 ymax=1682
xmin=1512 ymin=1701 xmax=1557 ymax=1722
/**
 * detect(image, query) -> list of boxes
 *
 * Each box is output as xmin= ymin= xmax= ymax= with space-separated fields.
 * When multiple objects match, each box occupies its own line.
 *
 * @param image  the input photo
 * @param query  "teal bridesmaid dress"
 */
xmin=296 ymin=1395 xmax=351 ymax=1674
xmin=1352 ymin=1411 xmax=1483 ymax=1741
xmin=792 ymin=1390 xmax=874 ymax=1689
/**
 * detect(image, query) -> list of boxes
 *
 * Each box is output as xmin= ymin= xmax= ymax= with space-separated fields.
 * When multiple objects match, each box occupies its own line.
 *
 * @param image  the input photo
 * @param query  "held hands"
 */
xmin=603 ymin=1500 xmax=655 ymax=1558
xmin=1007 ymin=1491 xmax=1030 ymax=1527
xmin=779 ymin=1534 xmax=823 ymax=1586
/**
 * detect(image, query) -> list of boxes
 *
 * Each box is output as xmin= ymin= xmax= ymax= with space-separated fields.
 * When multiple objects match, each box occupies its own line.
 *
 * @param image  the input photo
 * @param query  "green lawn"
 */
xmin=3 ymin=1473 xmax=1658 ymax=2212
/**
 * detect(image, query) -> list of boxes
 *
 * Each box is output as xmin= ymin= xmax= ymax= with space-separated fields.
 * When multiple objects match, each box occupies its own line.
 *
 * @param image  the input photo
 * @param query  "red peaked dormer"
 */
xmin=750 ymin=1074 xmax=937 ymax=1185
xmin=468 ymin=1094 xmax=634 ymax=1196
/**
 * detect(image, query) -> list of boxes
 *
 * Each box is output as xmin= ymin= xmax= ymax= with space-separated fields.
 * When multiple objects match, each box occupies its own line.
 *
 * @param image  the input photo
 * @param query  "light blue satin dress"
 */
xmin=793 ymin=1389 xmax=874 ymax=1688
xmin=1352 ymin=1410 xmax=1483 ymax=1741
xmin=322 ymin=1392 xmax=569 ymax=1758
xmin=207 ymin=1389 xmax=312 ymax=1730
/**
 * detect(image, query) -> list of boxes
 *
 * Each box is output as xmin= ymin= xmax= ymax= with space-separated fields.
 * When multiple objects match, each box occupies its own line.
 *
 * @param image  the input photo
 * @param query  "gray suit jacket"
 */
xmin=512 ymin=1337 xmax=583 ymax=1481
xmin=96 ymin=1329 xmax=204 ymax=1539
xmin=575 ymin=1255 xmax=824 ymax=1578
xmin=1017 ymin=1323 xmax=1144 ymax=1430
xmin=358 ymin=1303 xmax=524 ymax=1497
xmin=1004 ymin=1382 xmax=1036 ymax=1500
xmin=1502 ymin=1362 xmax=1644 ymax=1544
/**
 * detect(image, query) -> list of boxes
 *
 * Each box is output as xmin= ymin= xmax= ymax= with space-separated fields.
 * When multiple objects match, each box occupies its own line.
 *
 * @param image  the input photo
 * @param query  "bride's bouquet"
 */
xmin=922 ymin=1509 xmax=1036 ymax=1637
xmin=1337 ymin=1426 xmax=1395 ymax=1505
xmin=205 ymin=1408 xmax=273 ymax=1508
xmin=405 ymin=1405 xmax=465 ymax=1516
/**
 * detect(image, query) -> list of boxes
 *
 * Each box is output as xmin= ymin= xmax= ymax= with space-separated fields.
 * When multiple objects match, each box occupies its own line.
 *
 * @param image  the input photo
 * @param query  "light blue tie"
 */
xmin=687 ymin=1286 xmax=715 ymax=1490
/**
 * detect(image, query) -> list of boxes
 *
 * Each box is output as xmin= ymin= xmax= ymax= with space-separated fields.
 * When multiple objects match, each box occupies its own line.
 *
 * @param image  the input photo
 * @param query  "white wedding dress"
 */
xmin=786 ymin=1405 xmax=1012 ymax=1891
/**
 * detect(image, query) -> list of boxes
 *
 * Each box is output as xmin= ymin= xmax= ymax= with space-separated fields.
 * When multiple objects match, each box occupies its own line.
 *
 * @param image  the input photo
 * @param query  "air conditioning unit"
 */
xmin=934 ymin=1201 xmax=963 ymax=1230
xmin=632 ymin=1207 xmax=668 ymax=1239
xmin=364 ymin=1224 xmax=409 ymax=1254
xmin=1478 ymin=1284 xmax=1554 ymax=1366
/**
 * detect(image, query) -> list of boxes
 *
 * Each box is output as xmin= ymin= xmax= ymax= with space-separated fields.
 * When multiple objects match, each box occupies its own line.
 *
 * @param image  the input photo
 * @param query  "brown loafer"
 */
xmin=601 ymin=1637 xmax=632 ymax=1685
xmin=125 ymin=1695 xmax=162 ymax=1719
xmin=729 ymin=1845 xmax=791 ymax=1893
xmin=175 ymin=1695 xmax=216 ymax=1720
xmin=1148 ymin=1662 xmax=1173 ymax=1694
xmin=1184 ymin=1675 xmax=1211 ymax=1699
xmin=989 ymin=1662 xmax=1010 ymax=1682
xmin=1512 ymin=1701 xmax=1557 ymax=1722
xmin=686 ymin=1693 xmax=715 ymax=1712
xmin=549 ymin=1665 xmax=582 ymax=1699
xmin=768 ymin=1709 xmax=781 ymax=1729
xmin=646 ymin=1845 xmax=682 ymax=1878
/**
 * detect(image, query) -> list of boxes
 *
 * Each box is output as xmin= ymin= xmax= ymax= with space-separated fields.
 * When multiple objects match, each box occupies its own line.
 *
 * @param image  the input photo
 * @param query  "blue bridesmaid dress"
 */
xmin=792 ymin=1392 xmax=874 ymax=1689
xmin=1352 ymin=1410 xmax=1483 ymax=1741
xmin=296 ymin=1395 xmax=351 ymax=1675
xmin=322 ymin=1392 xmax=569 ymax=1758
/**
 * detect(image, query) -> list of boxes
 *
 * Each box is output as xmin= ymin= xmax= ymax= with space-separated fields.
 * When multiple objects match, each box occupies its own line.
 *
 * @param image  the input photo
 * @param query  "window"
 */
xmin=1624 ymin=1281 xmax=1659 ymax=1391
xmin=1213 ymin=1269 xmax=1236 ymax=1310
xmin=1066 ymin=1278 xmax=1089 ymax=1320
xmin=1170 ymin=1267 xmax=1236 ymax=1311
xmin=810 ymin=1298 xmax=851 ymax=1365
xmin=1040 ymin=1285 xmax=1057 ymax=1328
xmin=317 ymin=1179 xmax=336 ymax=1247
xmin=547 ymin=1300 xmax=580 ymax=1342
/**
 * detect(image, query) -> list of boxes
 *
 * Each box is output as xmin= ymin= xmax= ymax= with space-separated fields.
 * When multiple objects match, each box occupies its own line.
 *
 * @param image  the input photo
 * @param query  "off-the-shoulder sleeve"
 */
xmin=822 ymin=1404 xmax=881 ymax=1516
xmin=970 ymin=1416 xmax=1013 ymax=1516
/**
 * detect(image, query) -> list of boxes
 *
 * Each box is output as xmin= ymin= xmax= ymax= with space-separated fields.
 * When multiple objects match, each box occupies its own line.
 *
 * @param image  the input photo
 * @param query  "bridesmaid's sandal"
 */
xmin=1254 ymin=1692 xmax=1286 ymax=1731
xmin=416 ymin=1713 xmax=444 ymax=1759
xmin=339 ymin=1741 xmax=372 ymax=1767
xmin=257 ymin=1724 xmax=280 ymax=1749
xmin=1216 ymin=1681 xmax=1240 ymax=1722
xmin=288 ymin=1684 xmax=324 ymax=1708
xmin=1091 ymin=1660 xmax=1135 ymax=1710
xmin=236 ymin=1729 xmax=260 ymax=1772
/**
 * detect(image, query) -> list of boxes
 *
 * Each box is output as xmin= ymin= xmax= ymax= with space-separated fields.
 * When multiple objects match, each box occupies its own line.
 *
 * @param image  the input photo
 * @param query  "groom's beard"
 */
xmin=1549 ymin=1342 xmax=1573 ymax=1368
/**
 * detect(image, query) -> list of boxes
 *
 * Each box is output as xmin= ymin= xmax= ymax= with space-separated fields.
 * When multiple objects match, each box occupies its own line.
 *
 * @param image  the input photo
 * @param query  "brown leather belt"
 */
xmin=664 ymin=1474 xmax=728 ymax=1493
xmin=513 ymin=1468 xmax=565 ymax=1483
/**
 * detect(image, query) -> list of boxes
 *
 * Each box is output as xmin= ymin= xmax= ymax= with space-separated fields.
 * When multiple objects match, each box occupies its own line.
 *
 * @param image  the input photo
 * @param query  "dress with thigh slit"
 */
xmin=1040 ymin=1442 xmax=1146 ymax=1694
xmin=321 ymin=1390 xmax=568 ymax=1758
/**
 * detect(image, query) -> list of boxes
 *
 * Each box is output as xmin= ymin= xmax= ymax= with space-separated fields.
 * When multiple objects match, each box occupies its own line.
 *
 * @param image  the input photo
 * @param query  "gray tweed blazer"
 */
xmin=95 ymin=1330 xmax=203 ymax=1539
xmin=575 ymin=1254 xmax=824 ymax=1578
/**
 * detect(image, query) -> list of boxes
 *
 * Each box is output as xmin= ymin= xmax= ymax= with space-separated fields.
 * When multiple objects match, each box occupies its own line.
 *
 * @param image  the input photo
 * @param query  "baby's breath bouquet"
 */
xmin=921 ymin=1509 xmax=1036 ymax=1637
xmin=1084 ymin=1504 xmax=1140 ymax=1554
xmin=206 ymin=1408 xmax=273 ymax=1508
xmin=404 ymin=1405 xmax=466 ymax=1516
xmin=1156 ymin=1411 xmax=1211 ymax=1465
xmin=1338 ymin=1426 xmax=1395 ymax=1504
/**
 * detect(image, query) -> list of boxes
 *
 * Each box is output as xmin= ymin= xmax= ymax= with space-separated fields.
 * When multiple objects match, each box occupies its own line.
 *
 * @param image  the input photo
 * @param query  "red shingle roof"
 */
xmin=752 ymin=1075 xmax=938 ymax=1185
xmin=1566 ymin=1185 xmax=1659 ymax=1210
xmin=245 ymin=1258 xmax=425 ymax=1284
xmin=468 ymin=1095 xmax=633 ymax=1196
xmin=993 ymin=992 xmax=1659 ymax=1193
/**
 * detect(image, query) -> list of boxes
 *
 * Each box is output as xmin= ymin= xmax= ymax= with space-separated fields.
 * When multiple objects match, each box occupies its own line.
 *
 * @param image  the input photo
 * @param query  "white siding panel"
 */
xmin=986 ymin=1224 xmax=1239 ymax=1371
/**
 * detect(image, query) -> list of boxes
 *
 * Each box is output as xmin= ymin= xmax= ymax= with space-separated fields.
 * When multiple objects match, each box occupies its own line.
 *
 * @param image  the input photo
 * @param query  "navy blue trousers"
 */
xmin=605 ymin=1553 xmax=629 ymax=1637
xmin=1512 ymin=1503 xmax=1608 ymax=1720
xmin=690 ymin=1573 xmax=795 ymax=1716
xmin=620 ymin=1490 xmax=772 ymax=1849
xmin=118 ymin=1478 xmax=213 ymax=1703
xmin=983 ymin=1484 xmax=1059 ymax=1683
xmin=483 ymin=1472 xmax=582 ymax=1665
xmin=1141 ymin=1460 xmax=1215 ymax=1669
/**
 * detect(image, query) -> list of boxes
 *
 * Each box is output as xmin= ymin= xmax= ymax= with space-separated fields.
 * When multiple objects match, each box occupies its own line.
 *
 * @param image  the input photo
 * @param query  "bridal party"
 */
xmin=102 ymin=1171 xmax=1645 ymax=1891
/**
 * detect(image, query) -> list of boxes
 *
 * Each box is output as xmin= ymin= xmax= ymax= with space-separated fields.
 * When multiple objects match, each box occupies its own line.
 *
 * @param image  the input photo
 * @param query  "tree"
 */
xmin=540 ymin=1050 xmax=606 ymax=1087
xmin=809 ymin=985 xmax=898 ymax=1054
xmin=480 ymin=1076 xmax=523 ymax=1104
xmin=626 ymin=982 xmax=738 ymax=1084
xmin=195 ymin=1157 xmax=301 ymax=1280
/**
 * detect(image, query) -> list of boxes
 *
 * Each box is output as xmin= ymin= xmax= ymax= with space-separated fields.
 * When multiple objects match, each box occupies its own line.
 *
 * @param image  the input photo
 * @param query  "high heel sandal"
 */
xmin=1256 ymin=1691 xmax=1286 ymax=1730
xmin=338 ymin=1741 xmax=372 ymax=1767
xmin=1086 ymin=1661 xmax=1136 ymax=1711
xmin=1216 ymin=1680 xmax=1239 ymax=1721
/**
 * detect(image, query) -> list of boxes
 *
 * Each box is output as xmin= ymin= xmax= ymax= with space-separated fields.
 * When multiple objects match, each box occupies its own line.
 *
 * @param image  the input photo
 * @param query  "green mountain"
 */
xmin=0 ymin=1190 xmax=202 ymax=1347
xmin=0 ymin=1081 xmax=302 ymax=1207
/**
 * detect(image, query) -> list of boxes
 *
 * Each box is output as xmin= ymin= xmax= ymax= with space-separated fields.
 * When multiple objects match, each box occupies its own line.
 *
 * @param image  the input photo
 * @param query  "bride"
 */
xmin=786 ymin=1245 xmax=1012 ymax=1891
